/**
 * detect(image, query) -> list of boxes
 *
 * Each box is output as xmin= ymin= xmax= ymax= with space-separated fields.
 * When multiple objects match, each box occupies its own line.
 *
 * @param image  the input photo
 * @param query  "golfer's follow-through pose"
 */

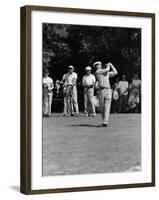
xmin=94 ymin=61 xmax=118 ymax=127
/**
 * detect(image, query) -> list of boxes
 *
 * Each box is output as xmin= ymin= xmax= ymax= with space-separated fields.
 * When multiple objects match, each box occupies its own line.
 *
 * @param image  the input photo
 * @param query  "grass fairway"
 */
xmin=42 ymin=113 xmax=141 ymax=176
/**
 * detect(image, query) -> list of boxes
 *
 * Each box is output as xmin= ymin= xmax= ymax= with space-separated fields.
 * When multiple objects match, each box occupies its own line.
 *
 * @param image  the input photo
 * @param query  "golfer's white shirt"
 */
xmin=64 ymin=72 xmax=77 ymax=86
xmin=118 ymin=81 xmax=129 ymax=95
xmin=42 ymin=77 xmax=53 ymax=90
xmin=95 ymin=69 xmax=111 ymax=88
xmin=82 ymin=74 xmax=96 ymax=86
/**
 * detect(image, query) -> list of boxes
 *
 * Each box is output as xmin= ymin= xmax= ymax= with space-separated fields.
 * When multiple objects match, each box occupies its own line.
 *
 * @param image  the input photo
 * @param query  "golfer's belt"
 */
xmin=99 ymin=86 xmax=110 ymax=89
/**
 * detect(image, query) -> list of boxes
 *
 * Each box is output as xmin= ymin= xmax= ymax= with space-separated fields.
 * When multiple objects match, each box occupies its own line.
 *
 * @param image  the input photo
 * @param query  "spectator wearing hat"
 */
xmin=117 ymin=75 xmax=129 ymax=113
xmin=82 ymin=66 xmax=96 ymax=117
xmin=94 ymin=61 xmax=118 ymax=127
xmin=61 ymin=73 xmax=72 ymax=116
xmin=63 ymin=65 xmax=79 ymax=116
xmin=112 ymin=77 xmax=120 ymax=113
xmin=42 ymin=68 xmax=54 ymax=116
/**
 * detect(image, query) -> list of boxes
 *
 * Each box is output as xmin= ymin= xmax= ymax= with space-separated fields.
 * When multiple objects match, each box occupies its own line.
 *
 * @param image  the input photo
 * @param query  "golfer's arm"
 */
xmin=109 ymin=63 xmax=118 ymax=77
xmin=96 ymin=68 xmax=108 ymax=76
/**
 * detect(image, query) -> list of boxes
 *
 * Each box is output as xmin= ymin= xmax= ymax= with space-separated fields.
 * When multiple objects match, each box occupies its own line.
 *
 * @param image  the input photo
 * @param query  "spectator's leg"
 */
xmin=112 ymin=100 xmax=115 ymax=113
xmin=48 ymin=93 xmax=53 ymax=116
xmin=118 ymin=96 xmax=123 ymax=113
xmin=66 ymin=86 xmax=72 ymax=115
xmin=88 ymin=89 xmax=96 ymax=115
xmin=43 ymin=94 xmax=49 ymax=116
xmin=63 ymin=97 xmax=67 ymax=115
xmin=84 ymin=91 xmax=88 ymax=115
xmin=123 ymin=95 xmax=128 ymax=113
xmin=43 ymin=100 xmax=49 ymax=115
xmin=115 ymin=100 xmax=119 ymax=113
xmin=113 ymin=100 xmax=118 ymax=113
xmin=71 ymin=87 xmax=79 ymax=114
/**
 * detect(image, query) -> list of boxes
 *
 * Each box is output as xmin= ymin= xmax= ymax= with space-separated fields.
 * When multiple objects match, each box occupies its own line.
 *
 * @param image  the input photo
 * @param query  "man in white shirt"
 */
xmin=94 ymin=61 xmax=118 ymax=127
xmin=82 ymin=66 xmax=96 ymax=117
xmin=64 ymin=65 xmax=79 ymax=116
xmin=118 ymin=75 xmax=129 ymax=113
xmin=42 ymin=68 xmax=54 ymax=116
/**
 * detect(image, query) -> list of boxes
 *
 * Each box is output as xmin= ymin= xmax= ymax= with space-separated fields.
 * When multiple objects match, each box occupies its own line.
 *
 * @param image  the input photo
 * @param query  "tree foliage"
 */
xmin=43 ymin=23 xmax=141 ymax=82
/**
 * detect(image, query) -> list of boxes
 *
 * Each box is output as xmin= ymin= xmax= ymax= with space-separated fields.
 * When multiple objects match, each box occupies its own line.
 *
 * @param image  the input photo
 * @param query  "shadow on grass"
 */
xmin=68 ymin=124 xmax=98 ymax=128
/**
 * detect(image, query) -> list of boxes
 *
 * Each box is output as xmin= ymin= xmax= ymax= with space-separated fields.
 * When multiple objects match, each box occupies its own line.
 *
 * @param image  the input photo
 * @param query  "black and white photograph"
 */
xmin=42 ymin=23 xmax=142 ymax=176
xmin=20 ymin=6 xmax=155 ymax=194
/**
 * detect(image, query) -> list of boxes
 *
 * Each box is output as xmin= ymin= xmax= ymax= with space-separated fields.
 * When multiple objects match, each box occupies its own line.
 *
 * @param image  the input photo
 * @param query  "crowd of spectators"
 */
xmin=51 ymin=73 xmax=141 ymax=114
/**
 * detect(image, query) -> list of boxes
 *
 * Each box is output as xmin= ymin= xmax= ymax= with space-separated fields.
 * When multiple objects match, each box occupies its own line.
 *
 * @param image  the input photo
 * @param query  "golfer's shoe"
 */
xmin=102 ymin=123 xmax=108 ymax=127
xmin=92 ymin=113 xmax=96 ymax=117
xmin=98 ymin=123 xmax=108 ymax=128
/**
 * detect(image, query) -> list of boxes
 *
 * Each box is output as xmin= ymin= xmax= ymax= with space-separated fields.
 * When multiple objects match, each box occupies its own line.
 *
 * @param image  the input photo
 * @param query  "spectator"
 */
xmin=128 ymin=74 xmax=141 ymax=113
xmin=54 ymin=80 xmax=61 ymax=99
xmin=118 ymin=75 xmax=129 ymax=113
xmin=127 ymin=89 xmax=140 ymax=113
xmin=112 ymin=77 xmax=119 ymax=113
xmin=62 ymin=66 xmax=79 ymax=116
xmin=130 ymin=74 xmax=141 ymax=92
xmin=42 ymin=68 xmax=54 ymax=116
xmin=82 ymin=66 xmax=96 ymax=117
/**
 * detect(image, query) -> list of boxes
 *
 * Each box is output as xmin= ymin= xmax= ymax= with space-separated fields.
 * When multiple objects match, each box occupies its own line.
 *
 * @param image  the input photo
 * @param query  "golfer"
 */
xmin=93 ymin=61 xmax=118 ymax=127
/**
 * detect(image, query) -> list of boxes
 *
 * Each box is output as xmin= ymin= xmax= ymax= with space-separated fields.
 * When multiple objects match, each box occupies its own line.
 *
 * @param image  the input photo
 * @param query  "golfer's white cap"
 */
xmin=93 ymin=61 xmax=102 ymax=67
xmin=85 ymin=66 xmax=92 ymax=71
xmin=68 ymin=65 xmax=74 ymax=69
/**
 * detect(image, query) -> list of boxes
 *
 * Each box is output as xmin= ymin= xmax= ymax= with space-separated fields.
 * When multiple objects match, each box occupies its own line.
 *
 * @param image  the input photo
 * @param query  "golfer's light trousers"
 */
xmin=99 ymin=88 xmax=112 ymax=124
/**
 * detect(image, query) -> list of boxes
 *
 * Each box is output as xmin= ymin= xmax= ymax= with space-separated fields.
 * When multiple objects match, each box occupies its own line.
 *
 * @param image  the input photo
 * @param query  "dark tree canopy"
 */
xmin=43 ymin=23 xmax=141 ymax=83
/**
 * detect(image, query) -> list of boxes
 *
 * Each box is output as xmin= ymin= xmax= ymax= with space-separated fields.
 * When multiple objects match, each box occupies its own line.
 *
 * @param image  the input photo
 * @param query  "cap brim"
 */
xmin=93 ymin=62 xmax=101 ymax=67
